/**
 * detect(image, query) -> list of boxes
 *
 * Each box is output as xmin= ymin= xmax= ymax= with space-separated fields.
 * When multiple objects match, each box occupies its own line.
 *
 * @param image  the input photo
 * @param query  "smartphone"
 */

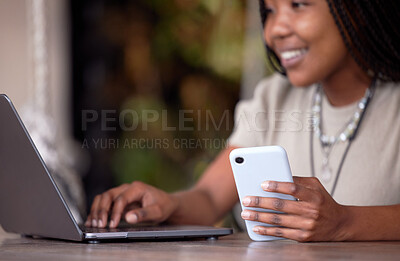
xmin=229 ymin=145 xmax=296 ymax=241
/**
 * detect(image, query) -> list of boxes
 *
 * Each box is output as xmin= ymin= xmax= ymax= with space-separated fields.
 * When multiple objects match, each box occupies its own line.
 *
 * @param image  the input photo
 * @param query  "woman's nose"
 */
xmin=266 ymin=10 xmax=292 ymax=40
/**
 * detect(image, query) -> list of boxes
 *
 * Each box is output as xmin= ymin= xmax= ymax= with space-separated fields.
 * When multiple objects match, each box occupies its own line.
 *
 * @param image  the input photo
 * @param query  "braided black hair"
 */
xmin=258 ymin=0 xmax=400 ymax=82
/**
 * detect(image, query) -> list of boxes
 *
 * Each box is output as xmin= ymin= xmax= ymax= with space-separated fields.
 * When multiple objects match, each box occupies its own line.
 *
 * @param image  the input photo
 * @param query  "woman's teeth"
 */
xmin=281 ymin=49 xmax=308 ymax=60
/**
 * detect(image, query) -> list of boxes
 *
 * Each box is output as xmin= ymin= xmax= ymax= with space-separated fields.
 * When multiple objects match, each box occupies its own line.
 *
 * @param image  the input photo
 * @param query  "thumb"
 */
xmin=125 ymin=205 xmax=163 ymax=224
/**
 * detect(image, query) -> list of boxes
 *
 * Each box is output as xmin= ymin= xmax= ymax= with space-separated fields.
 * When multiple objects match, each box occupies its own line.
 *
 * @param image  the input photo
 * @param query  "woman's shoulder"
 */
xmin=229 ymin=73 xmax=315 ymax=147
xmin=377 ymin=80 xmax=400 ymax=93
xmin=373 ymin=80 xmax=400 ymax=115
xmin=250 ymin=73 xmax=314 ymax=111
xmin=254 ymin=73 xmax=291 ymax=95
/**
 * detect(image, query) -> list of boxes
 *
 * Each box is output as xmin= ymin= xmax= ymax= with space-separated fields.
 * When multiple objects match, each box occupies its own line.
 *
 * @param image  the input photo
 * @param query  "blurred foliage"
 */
xmin=90 ymin=0 xmax=246 ymax=192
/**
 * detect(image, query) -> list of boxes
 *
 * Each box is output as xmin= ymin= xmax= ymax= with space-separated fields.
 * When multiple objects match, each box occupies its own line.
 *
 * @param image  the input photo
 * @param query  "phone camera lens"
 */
xmin=235 ymin=157 xmax=244 ymax=164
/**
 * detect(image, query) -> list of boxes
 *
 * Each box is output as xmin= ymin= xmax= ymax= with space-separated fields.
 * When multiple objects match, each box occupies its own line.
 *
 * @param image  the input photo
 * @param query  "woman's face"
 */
xmin=263 ymin=0 xmax=354 ymax=86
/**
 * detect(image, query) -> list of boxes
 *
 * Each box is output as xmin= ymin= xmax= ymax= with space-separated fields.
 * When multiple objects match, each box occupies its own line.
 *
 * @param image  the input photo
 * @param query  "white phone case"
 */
xmin=229 ymin=146 xmax=295 ymax=241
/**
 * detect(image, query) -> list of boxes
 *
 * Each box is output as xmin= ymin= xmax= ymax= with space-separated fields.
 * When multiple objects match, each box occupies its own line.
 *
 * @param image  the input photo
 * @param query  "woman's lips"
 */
xmin=278 ymin=48 xmax=308 ymax=69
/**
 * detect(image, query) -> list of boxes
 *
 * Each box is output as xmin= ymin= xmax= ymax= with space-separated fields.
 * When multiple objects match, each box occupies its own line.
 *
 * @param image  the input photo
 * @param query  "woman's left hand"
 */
xmin=241 ymin=176 xmax=351 ymax=242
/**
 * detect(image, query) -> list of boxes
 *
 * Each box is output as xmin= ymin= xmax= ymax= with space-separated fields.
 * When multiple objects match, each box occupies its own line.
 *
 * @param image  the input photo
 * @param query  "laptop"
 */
xmin=0 ymin=94 xmax=232 ymax=243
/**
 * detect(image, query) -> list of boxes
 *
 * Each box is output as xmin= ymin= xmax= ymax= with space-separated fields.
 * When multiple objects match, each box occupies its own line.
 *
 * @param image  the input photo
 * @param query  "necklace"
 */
xmin=310 ymin=79 xmax=376 ymax=195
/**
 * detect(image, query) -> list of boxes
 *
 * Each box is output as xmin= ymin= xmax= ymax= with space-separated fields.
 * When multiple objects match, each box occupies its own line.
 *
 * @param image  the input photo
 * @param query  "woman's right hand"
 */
xmin=85 ymin=181 xmax=179 ymax=228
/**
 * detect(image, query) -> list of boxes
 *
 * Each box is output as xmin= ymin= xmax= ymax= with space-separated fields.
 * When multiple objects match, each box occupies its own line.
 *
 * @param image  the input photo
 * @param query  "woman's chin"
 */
xmin=286 ymin=71 xmax=316 ymax=87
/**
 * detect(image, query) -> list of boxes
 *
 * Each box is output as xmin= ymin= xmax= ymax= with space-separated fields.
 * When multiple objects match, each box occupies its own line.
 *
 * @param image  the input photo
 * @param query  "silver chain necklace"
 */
xmin=310 ymin=79 xmax=376 ymax=195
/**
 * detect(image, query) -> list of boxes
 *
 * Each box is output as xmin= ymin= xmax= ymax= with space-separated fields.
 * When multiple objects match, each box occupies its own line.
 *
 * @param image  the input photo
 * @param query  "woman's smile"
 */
xmin=277 ymin=48 xmax=308 ymax=69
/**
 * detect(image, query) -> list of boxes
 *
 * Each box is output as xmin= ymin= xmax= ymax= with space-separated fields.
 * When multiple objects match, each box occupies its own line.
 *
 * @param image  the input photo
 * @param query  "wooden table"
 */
xmin=1 ymin=228 xmax=400 ymax=261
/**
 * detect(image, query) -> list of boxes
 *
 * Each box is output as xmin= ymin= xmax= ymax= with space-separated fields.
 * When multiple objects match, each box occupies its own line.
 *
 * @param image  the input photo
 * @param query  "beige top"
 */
xmin=228 ymin=73 xmax=400 ymax=206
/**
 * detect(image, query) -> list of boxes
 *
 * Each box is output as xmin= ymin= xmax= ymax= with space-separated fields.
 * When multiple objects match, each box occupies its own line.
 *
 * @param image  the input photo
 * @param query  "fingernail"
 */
xmin=242 ymin=197 xmax=251 ymax=206
xmin=92 ymin=219 xmax=97 ymax=227
xmin=261 ymin=181 xmax=270 ymax=190
xmin=85 ymin=220 xmax=90 ymax=227
xmin=126 ymin=213 xmax=138 ymax=223
xmin=241 ymin=210 xmax=250 ymax=219
xmin=98 ymin=219 xmax=103 ymax=227
xmin=253 ymin=227 xmax=260 ymax=233
xmin=110 ymin=220 xmax=115 ymax=228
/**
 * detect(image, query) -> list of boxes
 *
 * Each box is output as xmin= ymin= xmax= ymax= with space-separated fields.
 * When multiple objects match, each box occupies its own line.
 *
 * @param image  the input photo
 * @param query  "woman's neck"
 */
xmin=321 ymin=60 xmax=373 ymax=107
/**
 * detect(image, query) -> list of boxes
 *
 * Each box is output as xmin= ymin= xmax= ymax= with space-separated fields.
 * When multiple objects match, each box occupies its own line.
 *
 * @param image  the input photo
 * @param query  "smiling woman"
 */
xmin=228 ymin=0 xmax=400 ymax=241
xmin=262 ymin=0 xmax=351 ymax=89
xmin=259 ymin=0 xmax=400 ymax=83
xmin=85 ymin=0 xmax=400 ymax=242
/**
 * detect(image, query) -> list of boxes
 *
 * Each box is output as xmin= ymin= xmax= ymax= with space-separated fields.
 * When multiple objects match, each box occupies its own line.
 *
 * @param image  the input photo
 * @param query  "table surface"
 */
xmin=1 ymin=228 xmax=400 ymax=261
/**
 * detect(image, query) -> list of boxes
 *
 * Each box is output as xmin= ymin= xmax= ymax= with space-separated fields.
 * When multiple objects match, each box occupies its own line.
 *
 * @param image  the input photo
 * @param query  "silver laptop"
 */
xmin=0 ymin=94 xmax=232 ymax=243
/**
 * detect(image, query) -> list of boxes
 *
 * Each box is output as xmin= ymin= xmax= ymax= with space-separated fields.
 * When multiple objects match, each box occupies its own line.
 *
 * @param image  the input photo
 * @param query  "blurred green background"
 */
xmin=108 ymin=0 xmax=245 ymax=191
